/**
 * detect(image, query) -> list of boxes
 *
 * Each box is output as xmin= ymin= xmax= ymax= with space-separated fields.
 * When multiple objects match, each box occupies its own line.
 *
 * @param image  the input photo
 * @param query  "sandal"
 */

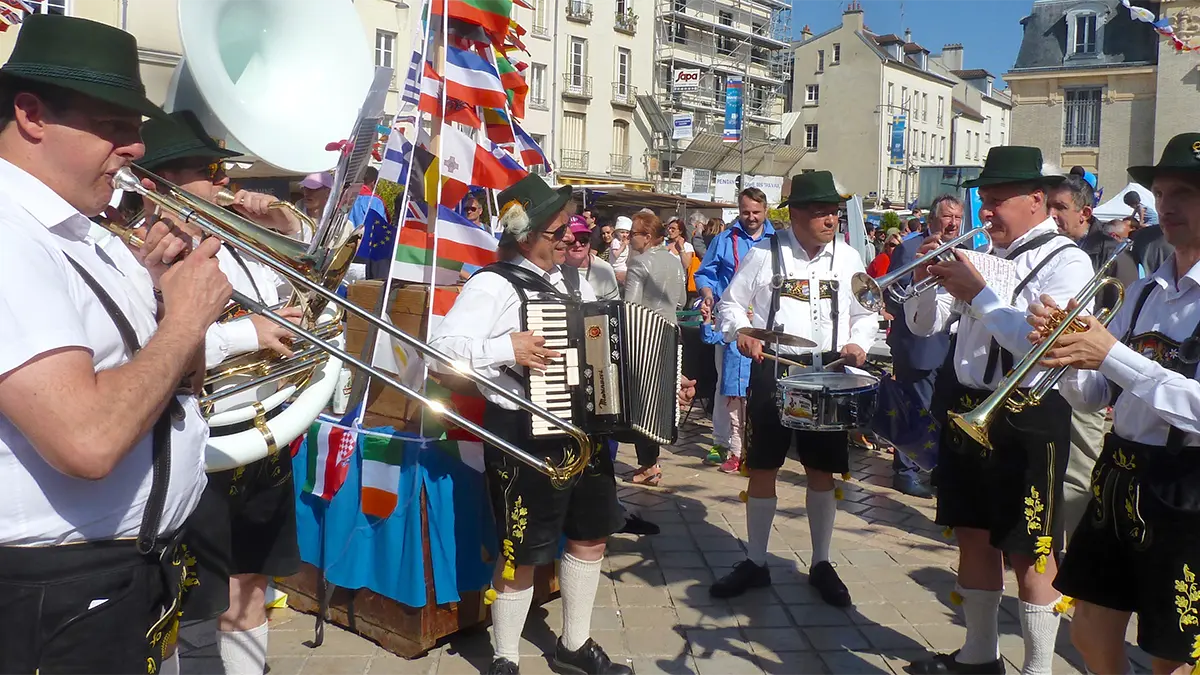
xmin=632 ymin=465 xmax=662 ymax=487
xmin=849 ymin=432 xmax=876 ymax=452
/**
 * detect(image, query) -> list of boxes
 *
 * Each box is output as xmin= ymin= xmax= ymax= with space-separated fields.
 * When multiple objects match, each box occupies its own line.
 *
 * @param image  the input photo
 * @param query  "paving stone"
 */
xmin=695 ymin=535 xmax=745 ymax=552
xmin=847 ymin=602 xmax=909 ymax=626
xmin=263 ymin=656 xmax=310 ymax=675
xmin=742 ymin=627 xmax=812 ymax=653
xmin=788 ymin=604 xmax=854 ymax=627
xmin=802 ymin=626 xmax=870 ymax=651
xmin=732 ymin=603 xmax=793 ymax=628
xmin=897 ymin=600 xmax=959 ymax=625
xmin=619 ymin=606 xmax=679 ymax=629
xmin=302 ymin=656 xmax=374 ymax=674
xmin=657 ymin=551 xmax=710 ymax=569
xmin=773 ymin=583 xmax=823 ymax=605
xmin=616 ymin=585 xmax=672 ymax=607
xmin=675 ymin=602 xmax=740 ymax=628
xmin=625 ymin=627 xmax=688 ymax=657
xmin=693 ymin=653 xmax=763 ymax=675
xmin=859 ymin=623 xmax=931 ymax=650
xmin=631 ymin=656 xmax=699 ymax=674
xmin=842 ymin=549 xmax=898 ymax=567
xmin=756 ymin=651 xmax=828 ymax=674
xmin=651 ymin=536 xmax=699 ymax=553
xmin=685 ymin=627 xmax=751 ymax=658
xmin=820 ymin=651 xmax=893 ymax=674
xmin=914 ymin=622 xmax=967 ymax=651
xmin=872 ymin=581 xmax=942 ymax=603
xmin=366 ymin=651 xmax=440 ymax=674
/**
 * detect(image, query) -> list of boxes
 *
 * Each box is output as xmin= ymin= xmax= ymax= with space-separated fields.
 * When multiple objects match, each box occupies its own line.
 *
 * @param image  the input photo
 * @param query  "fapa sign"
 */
xmin=672 ymin=68 xmax=701 ymax=93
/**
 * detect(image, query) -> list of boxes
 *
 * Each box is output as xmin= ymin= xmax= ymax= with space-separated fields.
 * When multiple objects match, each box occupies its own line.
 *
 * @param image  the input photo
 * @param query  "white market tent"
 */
xmin=1093 ymin=182 xmax=1156 ymax=221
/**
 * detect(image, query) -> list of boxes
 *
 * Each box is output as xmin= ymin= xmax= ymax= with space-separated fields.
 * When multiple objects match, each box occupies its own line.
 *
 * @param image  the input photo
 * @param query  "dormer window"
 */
xmin=915 ymin=52 xmax=927 ymax=70
xmin=1066 ymin=5 xmax=1106 ymax=60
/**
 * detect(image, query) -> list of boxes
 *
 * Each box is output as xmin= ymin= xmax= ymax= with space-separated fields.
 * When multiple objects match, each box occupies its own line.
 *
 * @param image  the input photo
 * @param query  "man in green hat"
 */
xmin=135 ymin=109 xmax=307 ymax=675
xmin=1031 ymin=132 xmax=1200 ymax=675
xmin=431 ymin=173 xmax=697 ymax=675
xmin=902 ymin=146 xmax=1096 ymax=675
xmin=708 ymin=170 xmax=879 ymax=607
xmin=0 ymin=14 xmax=233 ymax=674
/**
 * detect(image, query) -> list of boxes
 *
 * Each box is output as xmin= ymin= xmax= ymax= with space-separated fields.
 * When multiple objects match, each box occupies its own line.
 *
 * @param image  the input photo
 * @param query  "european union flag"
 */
xmin=869 ymin=375 xmax=939 ymax=471
xmin=353 ymin=193 xmax=395 ymax=263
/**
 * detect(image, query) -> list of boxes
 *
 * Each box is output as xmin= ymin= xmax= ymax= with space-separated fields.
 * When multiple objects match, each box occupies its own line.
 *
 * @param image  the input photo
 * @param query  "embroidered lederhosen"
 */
xmin=1056 ymin=282 xmax=1200 ymax=663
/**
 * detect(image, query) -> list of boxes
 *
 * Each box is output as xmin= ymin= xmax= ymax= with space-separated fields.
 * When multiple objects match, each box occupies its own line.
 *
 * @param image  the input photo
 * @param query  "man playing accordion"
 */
xmin=903 ymin=147 xmax=1094 ymax=675
xmin=1029 ymin=133 xmax=1200 ymax=675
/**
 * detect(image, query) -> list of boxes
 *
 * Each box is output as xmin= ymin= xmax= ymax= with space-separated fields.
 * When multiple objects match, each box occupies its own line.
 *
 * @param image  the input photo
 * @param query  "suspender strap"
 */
xmin=560 ymin=263 xmax=582 ymax=301
xmin=983 ymin=234 xmax=1075 ymax=385
xmin=477 ymin=261 xmax=569 ymax=302
xmin=1167 ymin=316 xmax=1200 ymax=452
xmin=1121 ymin=283 xmax=1158 ymax=344
xmin=765 ymin=234 xmax=784 ymax=332
xmin=224 ymin=244 xmax=265 ymax=304
xmin=64 ymin=257 xmax=174 ymax=553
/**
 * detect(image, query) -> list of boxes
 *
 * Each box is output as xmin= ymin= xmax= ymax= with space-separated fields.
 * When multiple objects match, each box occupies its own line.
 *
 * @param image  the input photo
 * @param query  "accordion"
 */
xmin=523 ymin=299 xmax=682 ymax=445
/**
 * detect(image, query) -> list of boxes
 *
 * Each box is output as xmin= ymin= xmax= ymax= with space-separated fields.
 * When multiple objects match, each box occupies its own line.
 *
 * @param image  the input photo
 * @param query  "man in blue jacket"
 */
xmin=694 ymin=188 xmax=776 ymax=473
xmin=881 ymin=194 xmax=963 ymax=498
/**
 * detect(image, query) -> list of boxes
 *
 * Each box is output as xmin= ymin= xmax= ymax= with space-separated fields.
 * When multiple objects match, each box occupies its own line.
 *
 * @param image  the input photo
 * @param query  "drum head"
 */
xmin=782 ymin=372 xmax=878 ymax=391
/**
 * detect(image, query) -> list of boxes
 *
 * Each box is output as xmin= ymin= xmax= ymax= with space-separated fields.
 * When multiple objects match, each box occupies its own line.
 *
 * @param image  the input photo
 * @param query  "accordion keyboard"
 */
xmin=525 ymin=302 xmax=580 ymax=436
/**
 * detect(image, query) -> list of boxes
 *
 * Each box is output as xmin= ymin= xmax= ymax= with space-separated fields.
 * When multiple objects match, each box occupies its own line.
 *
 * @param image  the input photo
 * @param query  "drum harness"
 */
xmin=766 ymin=230 xmax=839 ymax=365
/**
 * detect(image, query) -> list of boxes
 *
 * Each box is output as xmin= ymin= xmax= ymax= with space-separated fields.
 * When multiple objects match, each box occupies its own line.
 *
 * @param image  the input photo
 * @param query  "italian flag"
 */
xmin=303 ymin=422 xmax=358 ymax=501
xmin=420 ymin=378 xmax=486 ymax=472
xmin=361 ymin=434 xmax=406 ymax=519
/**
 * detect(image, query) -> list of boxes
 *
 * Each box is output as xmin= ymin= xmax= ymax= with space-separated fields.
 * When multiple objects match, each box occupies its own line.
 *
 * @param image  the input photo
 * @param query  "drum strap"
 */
xmin=64 ymin=256 xmax=174 ymax=555
xmin=982 ymin=233 xmax=1074 ymax=385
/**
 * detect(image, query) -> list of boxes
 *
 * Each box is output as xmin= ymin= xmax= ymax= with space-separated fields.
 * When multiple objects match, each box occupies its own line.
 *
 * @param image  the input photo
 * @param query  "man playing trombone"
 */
xmin=902 ymin=147 xmax=1094 ymax=675
xmin=1029 ymin=133 xmax=1200 ymax=675
xmin=134 ymin=110 xmax=306 ymax=675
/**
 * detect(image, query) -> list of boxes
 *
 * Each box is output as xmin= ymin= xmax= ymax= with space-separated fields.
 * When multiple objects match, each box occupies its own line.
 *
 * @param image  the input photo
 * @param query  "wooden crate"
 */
xmin=277 ymin=488 xmax=558 ymax=659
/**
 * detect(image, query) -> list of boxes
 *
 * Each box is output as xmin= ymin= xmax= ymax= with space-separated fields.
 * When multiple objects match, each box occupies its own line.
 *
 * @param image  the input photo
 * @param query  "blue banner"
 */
xmin=889 ymin=115 xmax=906 ymax=167
xmin=723 ymin=77 xmax=743 ymax=142
xmin=968 ymin=187 xmax=989 ymax=250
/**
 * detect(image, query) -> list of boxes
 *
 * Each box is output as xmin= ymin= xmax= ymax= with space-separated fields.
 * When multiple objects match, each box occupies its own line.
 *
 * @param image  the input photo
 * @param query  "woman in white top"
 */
xmin=666 ymin=217 xmax=695 ymax=270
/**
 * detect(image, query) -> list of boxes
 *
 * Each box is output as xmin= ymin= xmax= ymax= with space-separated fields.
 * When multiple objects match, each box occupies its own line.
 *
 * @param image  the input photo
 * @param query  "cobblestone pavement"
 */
xmin=179 ymin=414 xmax=1148 ymax=674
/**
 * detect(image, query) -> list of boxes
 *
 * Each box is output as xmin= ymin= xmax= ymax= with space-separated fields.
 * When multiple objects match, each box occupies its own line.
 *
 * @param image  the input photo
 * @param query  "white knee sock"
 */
xmin=745 ymin=496 xmax=777 ymax=566
xmin=957 ymin=586 xmax=1002 ymax=665
xmin=159 ymin=651 xmax=179 ymax=675
xmin=1019 ymin=598 xmax=1063 ymax=675
xmin=560 ymin=553 xmax=603 ymax=651
xmin=217 ymin=620 xmax=269 ymax=675
xmin=806 ymin=488 xmax=836 ymax=566
xmin=490 ymin=585 xmax=534 ymax=665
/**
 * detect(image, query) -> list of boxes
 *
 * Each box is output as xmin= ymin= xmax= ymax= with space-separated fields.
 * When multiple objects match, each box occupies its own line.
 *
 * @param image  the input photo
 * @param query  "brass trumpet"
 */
xmin=107 ymin=165 xmax=594 ymax=488
xmin=949 ymin=241 xmax=1131 ymax=450
xmin=851 ymin=224 xmax=991 ymax=312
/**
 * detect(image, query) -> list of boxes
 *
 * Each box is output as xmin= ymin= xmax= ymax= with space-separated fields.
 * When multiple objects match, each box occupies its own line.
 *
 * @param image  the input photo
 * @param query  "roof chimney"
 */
xmin=801 ymin=24 xmax=812 ymax=40
xmin=842 ymin=0 xmax=864 ymax=31
xmin=941 ymin=43 xmax=964 ymax=71
xmin=904 ymin=28 xmax=912 ymax=43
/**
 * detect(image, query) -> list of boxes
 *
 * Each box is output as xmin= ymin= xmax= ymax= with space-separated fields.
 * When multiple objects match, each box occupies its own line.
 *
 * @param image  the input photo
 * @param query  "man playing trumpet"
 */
xmin=1028 ymin=133 xmax=1200 ymax=675
xmin=903 ymin=147 xmax=1094 ymax=675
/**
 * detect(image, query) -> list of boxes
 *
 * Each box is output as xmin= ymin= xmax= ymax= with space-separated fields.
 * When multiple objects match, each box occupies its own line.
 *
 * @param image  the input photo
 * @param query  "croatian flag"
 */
xmin=444 ymin=45 xmax=508 ymax=109
xmin=513 ymin=121 xmax=550 ymax=172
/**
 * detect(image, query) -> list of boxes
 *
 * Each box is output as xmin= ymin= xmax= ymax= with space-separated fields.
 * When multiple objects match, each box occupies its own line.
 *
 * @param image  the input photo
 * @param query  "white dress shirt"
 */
xmin=429 ymin=257 xmax=596 ymax=410
xmin=204 ymin=245 xmax=286 ymax=368
xmin=904 ymin=219 xmax=1094 ymax=390
xmin=1060 ymin=256 xmax=1200 ymax=446
xmin=717 ymin=228 xmax=878 ymax=357
xmin=88 ymin=223 xmax=157 ymax=316
xmin=0 ymin=159 xmax=208 ymax=546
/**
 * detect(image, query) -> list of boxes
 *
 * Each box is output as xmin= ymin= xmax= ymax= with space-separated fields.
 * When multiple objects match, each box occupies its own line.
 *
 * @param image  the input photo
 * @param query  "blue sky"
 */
xmin=792 ymin=1 xmax=1032 ymax=86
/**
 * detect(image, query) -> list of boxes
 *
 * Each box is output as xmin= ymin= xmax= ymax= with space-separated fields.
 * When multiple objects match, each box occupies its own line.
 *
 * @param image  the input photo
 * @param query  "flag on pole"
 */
xmin=493 ymin=52 xmax=528 ymax=118
xmin=439 ymin=122 xmax=525 ymax=199
xmin=391 ymin=202 xmax=499 ymax=283
xmin=431 ymin=0 xmax=513 ymax=45
xmin=482 ymin=108 xmax=515 ymax=144
xmin=303 ymin=422 xmax=358 ymax=501
xmin=435 ymin=205 xmax=498 ymax=275
xmin=419 ymin=378 xmax=486 ymax=472
xmin=444 ymin=45 xmax=509 ymax=109
xmin=378 ymin=133 xmax=412 ymax=184
xmin=360 ymin=434 xmax=406 ymax=519
xmin=399 ymin=30 xmax=427 ymax=106
xmin=513 ymin=120 xmax=550 ymax=171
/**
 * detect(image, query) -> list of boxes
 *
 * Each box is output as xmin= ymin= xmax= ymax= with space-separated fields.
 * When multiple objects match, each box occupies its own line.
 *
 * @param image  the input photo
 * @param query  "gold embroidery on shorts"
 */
xmin=1175 ymin=564 xmax=1200 ymax=630
xmin=1115 ymin=448 xmax=1137 ymax=471
xmin=1025 ymin=486 xmax=1045 ymax=535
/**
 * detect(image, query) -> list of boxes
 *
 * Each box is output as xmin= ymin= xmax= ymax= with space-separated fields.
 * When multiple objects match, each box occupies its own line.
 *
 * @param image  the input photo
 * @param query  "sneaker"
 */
xmin=704 ymin=445 xmax=727 ymax=465
xmin=718 ymin=454 xmax=741 ymax=474
xmin=710 ymin=559 xmax=771 ymax=598
xmin=904 ymin=651 xmax=1004 ymax=674
xmin=893 ymin=472 xmax=933 ymax=499
xmin=808 ymin=560 xmax=852 ymax=607
xmin=551 ymin=637 xmax=632 ymax=675
xmin=487 ymin=657 xmax=521 ymax=675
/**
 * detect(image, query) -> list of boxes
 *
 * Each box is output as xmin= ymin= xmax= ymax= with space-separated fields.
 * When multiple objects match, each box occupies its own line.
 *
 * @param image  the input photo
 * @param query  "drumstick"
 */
xmin=823 ymin=357 xmax=848 ymax=371
xmin=761 ymin=353 xmax=806 ymax=369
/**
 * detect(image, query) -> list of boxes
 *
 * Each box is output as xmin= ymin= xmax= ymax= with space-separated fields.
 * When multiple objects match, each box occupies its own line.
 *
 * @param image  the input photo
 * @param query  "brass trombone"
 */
xmin=108 ymin=166 xmax=593 ymax=488
xmin=948 ymin=241 xmax=1131 ymax=450
xmin=851 ymin=223 xmax=991 ymax=312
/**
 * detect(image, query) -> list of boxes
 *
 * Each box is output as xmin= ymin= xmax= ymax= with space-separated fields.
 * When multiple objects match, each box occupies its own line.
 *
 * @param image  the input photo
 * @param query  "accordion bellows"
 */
xmin=524 ymin=300 xmax=682 ymax=446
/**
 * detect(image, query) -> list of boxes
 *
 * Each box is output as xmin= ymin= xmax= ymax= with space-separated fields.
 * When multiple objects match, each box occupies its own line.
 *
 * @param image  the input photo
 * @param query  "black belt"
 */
xmin=208 ymin=402 xmax=285 ymax=436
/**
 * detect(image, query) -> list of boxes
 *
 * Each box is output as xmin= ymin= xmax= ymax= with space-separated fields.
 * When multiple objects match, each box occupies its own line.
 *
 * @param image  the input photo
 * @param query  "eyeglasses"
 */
xmin=466 ymin=205 xmax=482 ymax=213
xmin=187 ymin=161 xmax=226 ymax=182
xmin=543 ymin=226 xmax=569 ymax=241
xmin=570 ymin=237 xmax=591 ymax=247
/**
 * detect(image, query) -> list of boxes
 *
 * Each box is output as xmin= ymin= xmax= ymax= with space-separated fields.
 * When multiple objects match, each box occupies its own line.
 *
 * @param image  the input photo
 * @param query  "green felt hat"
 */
xmin=0 ymin=14 xmax=165 ymax=120
xmin=962 ymin=146 xmax=1064 ymax=189
xmin=138 ymin=110 xmax=241 ymax=171
xmin=497 ymin=173 xmax=572 ymax=240
xmin=1128 ymin=133 xmax=1200 ymax=188
xmin=781 ymin=171 xmax=851 ymax=207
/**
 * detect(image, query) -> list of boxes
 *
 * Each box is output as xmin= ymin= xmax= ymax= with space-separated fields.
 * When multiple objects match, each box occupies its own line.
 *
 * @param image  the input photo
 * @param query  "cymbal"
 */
xmin=737 ymin=327 xmax=817 ymax=349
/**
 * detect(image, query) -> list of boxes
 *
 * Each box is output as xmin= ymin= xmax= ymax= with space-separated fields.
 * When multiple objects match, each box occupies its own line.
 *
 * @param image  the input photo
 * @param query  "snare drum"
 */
xmin=777 ymin=372 xmax=880 ymax=432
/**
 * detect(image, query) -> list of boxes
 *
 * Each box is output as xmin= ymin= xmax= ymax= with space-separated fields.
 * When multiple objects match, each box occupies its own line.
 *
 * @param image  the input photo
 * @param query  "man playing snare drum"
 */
xmin=710 ymin=171 xmax=877 ymax=606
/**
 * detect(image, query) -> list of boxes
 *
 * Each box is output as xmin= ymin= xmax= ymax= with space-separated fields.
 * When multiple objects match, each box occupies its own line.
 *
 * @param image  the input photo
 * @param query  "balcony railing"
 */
xmin=611 ymin=83 xmax=637 ymax=107
xmin=566 ymin=0 xmax=592 ymax=22
xmin=560 ymin=149 xmax=589 ymax=173
xmin=531 ymin=22 xmax=549 ymax=36
xmin=562 ymin=73 xmax=593 ymax=99
xmin=530 ymin=93 xmax=549 ymax=111
xmin=614 ymin=9 xmax=638 ymax=34
xmin=610 ymin=154 xmax=632 ymax=177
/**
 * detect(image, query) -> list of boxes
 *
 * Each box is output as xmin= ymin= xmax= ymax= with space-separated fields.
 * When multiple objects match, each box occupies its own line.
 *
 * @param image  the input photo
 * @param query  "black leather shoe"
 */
xmin=905 ymin=651 xmax=1004 ymax=674
xmin=808 ymin=560 xmax=852 ymax=607
xmin=487 ymin=657 xmax=521 ymax=674
xmin=894 ymin=472 xmax=934 ymax=499
xmin=551 ymin=637 xmax=632 ymax=675
xmin=710 ymin=559 xmax=771 ymax=598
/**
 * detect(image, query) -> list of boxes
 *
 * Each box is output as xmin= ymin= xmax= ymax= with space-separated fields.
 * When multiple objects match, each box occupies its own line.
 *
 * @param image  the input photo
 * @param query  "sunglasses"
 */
xmin=543 ymin=226 xmax=569 ymax=241
xmin=570 ymin=236 xmax=591 ymax=246
xmin=188 ymin=160 xmax=226 ymax=182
